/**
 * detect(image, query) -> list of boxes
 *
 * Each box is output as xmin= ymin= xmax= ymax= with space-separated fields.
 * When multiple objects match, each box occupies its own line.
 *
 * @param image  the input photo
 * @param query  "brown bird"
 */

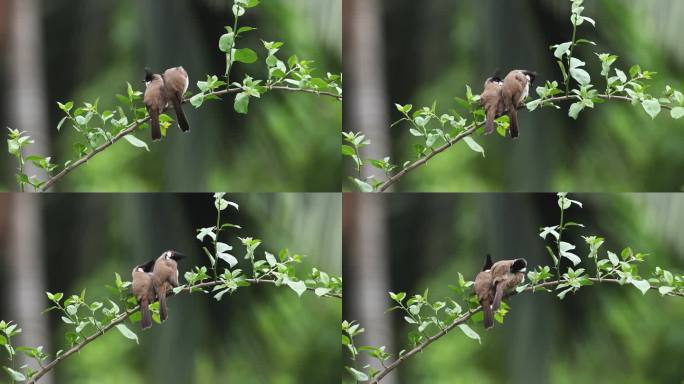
xmin=502 ymin=70 xmax=536 ymax=138
xmin=490 ymin=258 xmax=527 ymax=312
xmin=163 ymin=66 xmax=191 ymax=134
xmin=143 ymin=69 xmax=167 ymax=141
xmin=473 ymin=254 xmax=495 ymax=329
xmin=480 ymin=75 xmax=505 ymax=135
xmin=131 ymin=259 xmax=156 ymax=330
xmin=152 ymin=250 xmax=185 ymax=322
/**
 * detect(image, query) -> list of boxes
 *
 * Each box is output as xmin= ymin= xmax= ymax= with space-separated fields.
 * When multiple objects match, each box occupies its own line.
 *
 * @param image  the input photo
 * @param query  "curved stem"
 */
xmin=375 ymin=93 xmax=672 ymax=192
xmin=369 ymin=277 xmax=683 ymax=383
xmin=37 ymin=86 xmax=341 ymax=192
xmin=27 ymin=277 xmax=340 ymax=383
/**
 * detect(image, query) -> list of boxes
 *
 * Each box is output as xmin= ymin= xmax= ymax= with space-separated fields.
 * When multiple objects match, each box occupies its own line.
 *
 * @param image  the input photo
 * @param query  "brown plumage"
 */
xmin=473 ymin=254 xmax=495 ymax=329
xmin=143 ymin=71 xmax=167 ymax=141
xmin=163 ymin=66 xmax=190 ymax=133
xmin=490 ymin=258 xmax=527 ymax=311
xmin=480 ymin=77 xmax=505 ymax=135
xmin=131 ymin=259 xmax=156 ymax=329
xmin=502 ymin=70 xmax=536 ymax=138
xmin=152 ymin=250 xmax=185 ymax=322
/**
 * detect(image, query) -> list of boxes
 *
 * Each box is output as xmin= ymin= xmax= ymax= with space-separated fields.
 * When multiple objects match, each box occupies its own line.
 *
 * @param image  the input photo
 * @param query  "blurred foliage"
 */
xmin=344 ymin=0 xmax=684 ymax=192
xmin=0 ymin=0 xmax=341 ymax=192
xmin=343 ymin=193 xmax=684 ymax=383
xmin=0 ymin=193 xmax=341 ymax=383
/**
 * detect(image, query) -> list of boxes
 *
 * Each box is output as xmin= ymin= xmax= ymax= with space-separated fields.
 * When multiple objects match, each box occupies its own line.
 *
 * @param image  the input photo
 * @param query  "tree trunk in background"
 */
xmin=7 ymin=0 xmax=50 ymax=187
xmin=347 ymin=194 xmax=396 ymax=384
xmin=345 ymin=0 xmax=391 ymax=184
xmin=7 ymin=195 xmax=51 ymax=384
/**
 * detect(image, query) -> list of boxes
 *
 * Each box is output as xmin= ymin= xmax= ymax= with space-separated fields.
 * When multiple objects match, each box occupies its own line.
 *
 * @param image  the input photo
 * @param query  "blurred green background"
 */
xmin=343 ymin=193 xmax=684 ymax=384
xmin=344 ymin=0 xmax=684 ymax=191
xmin=0 ymin=193 xmax=342 ymax=383
xmin=0 ymin=0 xmax=341 ymax=192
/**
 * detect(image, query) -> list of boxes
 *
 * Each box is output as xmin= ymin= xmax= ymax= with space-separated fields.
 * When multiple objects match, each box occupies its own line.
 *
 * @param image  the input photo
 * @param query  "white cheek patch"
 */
xmin=522 ymin=79 xmax=530 ymax=100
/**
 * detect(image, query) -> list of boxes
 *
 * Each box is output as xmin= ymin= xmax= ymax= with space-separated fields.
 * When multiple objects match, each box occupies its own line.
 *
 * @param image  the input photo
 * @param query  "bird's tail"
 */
xmin=483 ymin=301 xmax=494 ymax=329
xmin=140 ymin=300 xmax=152 ymax=329
xmin=149 ymin=108 xmax=161 ymax=141
xmin=485 ymin=109 xmax=496 ymax=135
xmin=172 ymin=99 xmax=190 ymax=132
xmin=492 ymin=283 xmax=505 ymax=311
xmin=509 ymin=109 xmax=519 ymax=138
xmin=159 ymin=291 xmax=168 ymax=322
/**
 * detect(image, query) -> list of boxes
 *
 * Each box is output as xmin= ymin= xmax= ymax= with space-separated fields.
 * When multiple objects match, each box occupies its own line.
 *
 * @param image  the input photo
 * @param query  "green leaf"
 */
xmin=568 ymin=102 xmax=585 ymax=119
xmin=341 ymin=145 xmax=355 ymax=157
xmin=670 ymin=107 xmax=684 ymax=119
xmin=286 ymin=280 xmax=307 ymax=297
xmin=115 ymin=324 xmax=139 ymax=344
xmin=641 ymin=99 xmax=661 ymax=119
xmin=4 ymin=367 xmax=26 ymax=381
xmin=553 ymin=42 xmax=572 ymax=59
xmin=123 ymin=135 xmax=150 ymax=151
xmin=218 ymin=32 xmax=235 ymax=52
xmin=658 ymin=286 xmax=674 ymax=296
xmin=630 ymin=279 xmax=650 ymax=295
xmin=346 ymin=367 xmax=369 ymax=381
xmin=265 ymin=252 xmax=277 ymax=267
xmin=190 ymin=93 xmax=205 ymax=108
xmin=607 ymin=251 xmax=619 ymax=266
xmin=233 ymin=48 xmax=258 ymax=64
xmin=234 ymin=92 xmax=250 ymax=114
xmin=559 ymin=241 xmax=581 ymax=266
xmin=353 ymin=178 xmax=373 ymax=192
xmin=314 ymin=287 xmax=332 ymax=297
xmin=457 ymin=323 xmax=481 ymax=344
xmin=463 ymin=136 xmax=485 ymax=157
xmin=570 ymin=68 xmax=591 ymax=86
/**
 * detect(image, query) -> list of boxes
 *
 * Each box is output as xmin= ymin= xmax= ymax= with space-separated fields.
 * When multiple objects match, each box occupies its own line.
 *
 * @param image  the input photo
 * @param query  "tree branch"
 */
xmin=27 ymin=277 xmax=340 ymax=383
xmin=369 ymin=277 xmax=682 ymax=383
xmin=37 ymin=86 xmax=341 ymax=192
xmin=376 ymin=93 xmax=672 ymax=192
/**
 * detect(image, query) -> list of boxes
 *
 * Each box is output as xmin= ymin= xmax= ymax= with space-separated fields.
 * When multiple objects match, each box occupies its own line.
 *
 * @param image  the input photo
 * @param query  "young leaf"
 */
xmin=457 ymin=323 xmax=481 ymax=344
xmin=115 ymin=324 xmax=139 ymax=344
xmin=463 ymin=136 xmax=485 ymax=157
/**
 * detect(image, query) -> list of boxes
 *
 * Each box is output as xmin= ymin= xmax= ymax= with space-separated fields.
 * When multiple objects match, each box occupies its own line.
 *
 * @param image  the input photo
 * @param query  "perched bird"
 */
xmin=163 ymin=66 xmax=191 ymax=134
xmin=473 ymin=254 xmax=495 ymax=329
xmin=502 ymin=70 xmax=536 ymax=138
xmin=490 ymin=258 xmax=527 ymax=311
xmin=131 ymin=259 xmax=157 ymax=330
xmin=143 ymin=68 xmax=167 ymax=141
xmin=152 ymin=250 xmax=185 ymax=322
xmin=480 ymin=74 xmax=505 ymax=135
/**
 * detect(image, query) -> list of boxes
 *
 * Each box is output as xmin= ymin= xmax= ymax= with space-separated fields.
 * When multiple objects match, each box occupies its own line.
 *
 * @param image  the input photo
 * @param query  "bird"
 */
xmin=502 ymin=70 xmax=536 ymax=138
xmin=480 ymin=73 xmax=505 ymax=135
xmin=131 ymin=259 xmax=157 ymax=329
xmin=490 ymin=258 xmax=527 ymax=312
xmin=152 ymin=250 xmax=185 ymax=322
xmin=162 ymin=66 xmax=191 ymax=134
xmin=143 ymin=68 xmax=167 ymax=141
xmin=473 ymin=254 xmax=495 ymax=329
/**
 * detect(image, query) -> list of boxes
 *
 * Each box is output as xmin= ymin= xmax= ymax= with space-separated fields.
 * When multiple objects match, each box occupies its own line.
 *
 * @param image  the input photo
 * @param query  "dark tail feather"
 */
xmin=172 ymin=99 xmax=190 ymax=132
xmin=509 ymin=109 xmax=519 ymax=138
xmin=484 ymin=109 xmax=496 ymax=135
xmin=492 ymin=283 xmax=505 ymax=311
xmin=159 ymin=291 xmax=168 ymax=322
xmin=483 ymin=301 xmax=493 ymax=329
xmin=140 ymin=300 xmax=152 ymax=329
xmin=149 ymin=108 xmax=161 ymax=141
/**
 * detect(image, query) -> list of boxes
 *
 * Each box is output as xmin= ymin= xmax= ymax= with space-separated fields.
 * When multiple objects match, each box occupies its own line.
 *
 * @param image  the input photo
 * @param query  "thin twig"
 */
xmin=369 ymin=277 xmax=681 ymax=383
xmin=27 ymin=277 xmax=340 ymax=383
xmin=37 ymin=86 xmax=341 ymax=192
xmin=376 ymin=93 xmax=672 ymax=192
